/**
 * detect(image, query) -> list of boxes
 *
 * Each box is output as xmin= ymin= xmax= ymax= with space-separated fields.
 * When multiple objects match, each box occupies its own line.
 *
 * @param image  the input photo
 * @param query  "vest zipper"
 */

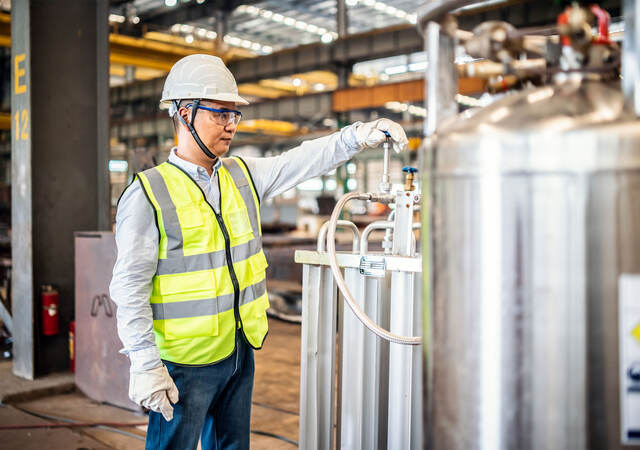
xmin=212 ymin=208 xmax=242 ymax=330
xmin=165 ymin=161 xmax=245 ymax=339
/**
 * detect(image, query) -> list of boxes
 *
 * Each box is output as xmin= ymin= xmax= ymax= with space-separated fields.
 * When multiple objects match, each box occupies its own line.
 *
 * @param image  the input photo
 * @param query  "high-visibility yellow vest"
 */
xmin=136 ymin=156 xmax=269 ymax=365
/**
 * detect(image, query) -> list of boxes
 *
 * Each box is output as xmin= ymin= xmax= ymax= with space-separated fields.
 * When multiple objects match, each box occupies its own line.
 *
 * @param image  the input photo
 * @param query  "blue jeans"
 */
xmin=145 ymin=336 xmax=255 ymax=450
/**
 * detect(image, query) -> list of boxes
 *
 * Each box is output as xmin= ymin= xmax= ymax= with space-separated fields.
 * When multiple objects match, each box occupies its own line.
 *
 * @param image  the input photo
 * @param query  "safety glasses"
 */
xmin=186 ymin=103 xmax=243 ymax=127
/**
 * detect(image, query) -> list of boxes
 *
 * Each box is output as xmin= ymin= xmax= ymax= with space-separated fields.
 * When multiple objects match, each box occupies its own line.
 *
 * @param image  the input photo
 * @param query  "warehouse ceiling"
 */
xmin=109 ymin=0 xmax=424 ymax=55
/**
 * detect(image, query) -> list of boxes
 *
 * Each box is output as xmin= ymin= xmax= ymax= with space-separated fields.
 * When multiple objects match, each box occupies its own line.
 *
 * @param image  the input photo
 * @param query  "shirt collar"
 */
xmin=168 ymin=148 xmax=222 ymax=180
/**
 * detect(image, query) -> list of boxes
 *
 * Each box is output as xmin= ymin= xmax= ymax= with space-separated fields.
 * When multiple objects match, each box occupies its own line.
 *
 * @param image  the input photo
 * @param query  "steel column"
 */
xmin=337 ymin=0 xmax=349 ymax=37
xmin=623 ymin=0 xmax=640 ymax=116
xmin=11 ymin=0 xmax=109 ymax=378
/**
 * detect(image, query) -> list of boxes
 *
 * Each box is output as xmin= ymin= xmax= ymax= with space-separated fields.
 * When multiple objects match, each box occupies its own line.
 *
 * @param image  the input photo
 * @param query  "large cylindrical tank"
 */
xmin=424 ymin=79 xmax=640 ymax=449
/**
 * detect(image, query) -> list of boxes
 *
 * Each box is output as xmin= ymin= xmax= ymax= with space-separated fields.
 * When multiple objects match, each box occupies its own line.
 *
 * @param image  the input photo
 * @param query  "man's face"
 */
xmin=178 ymin=99 xmax=239 ymax=158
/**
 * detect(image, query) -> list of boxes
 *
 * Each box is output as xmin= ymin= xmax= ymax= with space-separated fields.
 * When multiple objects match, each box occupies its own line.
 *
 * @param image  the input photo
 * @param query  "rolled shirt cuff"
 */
xmin=127 ymin=346 xmax=163 ymax=372
xmin=340 ymin=121 xmax=363 ymax=156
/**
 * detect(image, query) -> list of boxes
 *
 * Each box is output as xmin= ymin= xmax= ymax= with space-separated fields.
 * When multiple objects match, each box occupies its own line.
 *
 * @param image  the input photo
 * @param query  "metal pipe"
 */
xmin=326 ymin=192 xmax=421 ymax=345
xmin=317 ymin=220 xmax=360 ymax=252
xmin=623 ymin=0 xmax=640 ymax=116
xmin=416 ymin=0 xmax=482 ymax=30
xmin=360 ymin=221 xmax=394 ymax=255
xmin=383 ymin=210 xmax=397 ymax=254
xmin=379 ymin=139 xmax=391 ymax=193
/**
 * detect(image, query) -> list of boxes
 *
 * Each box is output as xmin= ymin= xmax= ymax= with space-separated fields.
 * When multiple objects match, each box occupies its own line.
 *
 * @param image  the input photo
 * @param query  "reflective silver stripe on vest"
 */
xmin=157 ymin=235 xmax=262 ymax=275
xmin=151 ymin=279 xmax=267 ymax=320
xmin=142 ymin=167 xmax=185 ymax=262
xmin=222 ymin=158 xmax=260 ymax=236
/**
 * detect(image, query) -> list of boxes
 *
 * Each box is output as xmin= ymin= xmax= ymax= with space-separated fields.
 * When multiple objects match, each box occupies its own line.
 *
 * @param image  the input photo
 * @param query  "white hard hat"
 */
xmin=161 ymin=54 xmax=249 ymax=115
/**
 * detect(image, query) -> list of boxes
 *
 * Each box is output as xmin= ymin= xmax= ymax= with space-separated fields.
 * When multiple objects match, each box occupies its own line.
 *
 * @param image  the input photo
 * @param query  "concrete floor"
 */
xmin=0 ymin=319 xmax=301 ymax=449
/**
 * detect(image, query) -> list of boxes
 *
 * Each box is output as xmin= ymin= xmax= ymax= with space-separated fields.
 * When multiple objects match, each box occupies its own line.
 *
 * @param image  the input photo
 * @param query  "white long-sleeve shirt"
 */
xmin=110 ymin=124 xmax=362 ymax=372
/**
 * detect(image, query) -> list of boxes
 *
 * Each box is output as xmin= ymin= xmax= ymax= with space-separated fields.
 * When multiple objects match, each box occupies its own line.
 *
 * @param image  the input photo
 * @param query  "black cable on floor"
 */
xmin=6 ymin=401 xmax=298 ymax=446
xmin=7 ymin=403 xmax=145 ymax=441
xmin=251 ymin=429 xmax=298 ymax=447
xmin=252 ymin=400 xmax=298 ymax=416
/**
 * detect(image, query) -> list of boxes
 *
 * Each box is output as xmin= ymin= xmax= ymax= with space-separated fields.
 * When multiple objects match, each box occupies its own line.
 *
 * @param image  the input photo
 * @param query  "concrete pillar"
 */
xmin=215 ymin=10 xmax=229 ymax=53
xmin=337 ymin=0 xmax=349 ymax=37
xmin=11 ymin=0 xmax=109 ymax=379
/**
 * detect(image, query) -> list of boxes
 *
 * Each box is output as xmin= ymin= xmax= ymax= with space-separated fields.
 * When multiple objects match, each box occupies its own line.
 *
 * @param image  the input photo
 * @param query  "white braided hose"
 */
xmin=326 ymin=192 xmax=422 ymax=345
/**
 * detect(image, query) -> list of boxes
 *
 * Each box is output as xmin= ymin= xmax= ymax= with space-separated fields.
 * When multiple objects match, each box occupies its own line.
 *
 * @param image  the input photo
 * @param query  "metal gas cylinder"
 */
xmin=424 ymin=78 xmax=640 ymax=449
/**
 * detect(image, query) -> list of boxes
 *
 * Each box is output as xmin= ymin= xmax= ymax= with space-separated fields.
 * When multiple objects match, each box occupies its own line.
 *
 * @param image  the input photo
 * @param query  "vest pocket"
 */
xmin=156 ymin=270 xmax=219 ymax=340
xmin=158 ymin=270 xmax=215 ymax=297
xmin=224 ymin=208 xmax=253 ymax=239
xmin=178 ymin=205 xmax=204 ymax=229
xmin=249 ymin=251 xmax=268 ymax=274
xmin=163 ymin=307 xmax=219 ymax=340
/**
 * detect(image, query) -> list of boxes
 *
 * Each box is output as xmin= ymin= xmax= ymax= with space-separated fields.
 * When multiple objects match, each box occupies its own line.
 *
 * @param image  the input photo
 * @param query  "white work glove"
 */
xmin=354 ymin=118 xmax=409 ymax=153
xmin=129 ymin=365 xmax=179 ymax=421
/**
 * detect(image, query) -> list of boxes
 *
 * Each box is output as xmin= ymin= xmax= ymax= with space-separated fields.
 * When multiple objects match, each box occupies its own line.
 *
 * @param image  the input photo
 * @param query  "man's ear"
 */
xmin=178 ymin=106 xmax=191 ymax=127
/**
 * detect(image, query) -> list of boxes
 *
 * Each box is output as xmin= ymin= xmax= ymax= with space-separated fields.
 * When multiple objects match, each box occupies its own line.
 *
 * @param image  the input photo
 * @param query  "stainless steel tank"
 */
xmin=424 ymin=79 xmax=640 ymax=449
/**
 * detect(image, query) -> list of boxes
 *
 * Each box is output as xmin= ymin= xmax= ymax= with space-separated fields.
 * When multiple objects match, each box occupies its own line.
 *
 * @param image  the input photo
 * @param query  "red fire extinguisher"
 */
xmin=69 ymin=321 xmax=75 ymax=373
xmin=41 ymin=285 xmax=60 ymax=336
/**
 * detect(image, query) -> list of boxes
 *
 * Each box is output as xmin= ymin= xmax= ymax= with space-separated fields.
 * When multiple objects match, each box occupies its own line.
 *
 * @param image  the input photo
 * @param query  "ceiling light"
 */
xmin=206 ymin=30 xmax=217 ymax=39
xmin=185 ymin=35 xmax=194 ymax=43
xmin=317 ymin=27 xmax=327 ymax=34
xmin=295 ymin=21 xmax=308 ymax=30
xmin=323 ymin=118 xmax=337 ymax=127
xmin=385 ymin=101 xmax=401 ymax=110
xmin=272 ymin=13 xmax=284 ymax=22
xmin=251 ymin=42 xmax=261 ymax=51
xmin=171 ymin=24 xmax=181 ymax=32
xmin=346 ymin=0 xmax=358 ymax=5
xmin=284 ymin=17 xmax=296 ymax=26
xmin=108 ymin=14 xmax=126 ymax=23
xmin=245 ymin=5 xmax=258 ymax=15
xmin=292 ymin=78 xmax=302 ymax=87
xmin=261 ymin=45 xmax=273 ymax=54
xmin=321 ymin=33 xmax=334 ymax=44
xmin=408 ymin=61 xmax=427 ymax=71
xmin=360 ymin=0 xmax=413 ymax=24
xmin=261 ymin=10 xmax=273 ymax=18
xmin=385 ymin=65 xmax=407 ymax=75
xmin=180 ymin=24 xmax=193 ymax=33
xmin=307 ymin=24 xmax=318 ymax=33
xmin=109 ymin=160 xmax=128 ymax=173
xmin=241 ymin=39 xmax=252 ymax=48
xmin=236 ymin=5 xmax=247 ymax=13
xmin=165 ymin=0 xmax=177 ymax=6
xmin=197 ymin=28 xmax=207 ymax=37
xmin=314 ymin=83 xmax=325 ymax=91
xmin=131 ymin=16 xmax=140 ymax=24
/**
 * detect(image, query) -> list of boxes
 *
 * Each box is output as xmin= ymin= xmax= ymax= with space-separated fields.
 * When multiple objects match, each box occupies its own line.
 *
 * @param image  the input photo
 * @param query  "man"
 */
xmin=110 ymin=54 xmax=408 ymax=449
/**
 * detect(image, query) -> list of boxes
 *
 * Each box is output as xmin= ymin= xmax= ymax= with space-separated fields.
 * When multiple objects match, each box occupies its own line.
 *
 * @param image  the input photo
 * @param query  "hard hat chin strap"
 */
xmin=173 ymin=99 xmax=218 ymax=161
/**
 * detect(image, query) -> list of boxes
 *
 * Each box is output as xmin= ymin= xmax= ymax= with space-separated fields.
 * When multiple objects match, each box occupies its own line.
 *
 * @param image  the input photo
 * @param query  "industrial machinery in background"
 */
xmin=421 ymin=0 xmax=640 ymax=448
xmin=296 ymin=136 xmax=423 ymax=449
